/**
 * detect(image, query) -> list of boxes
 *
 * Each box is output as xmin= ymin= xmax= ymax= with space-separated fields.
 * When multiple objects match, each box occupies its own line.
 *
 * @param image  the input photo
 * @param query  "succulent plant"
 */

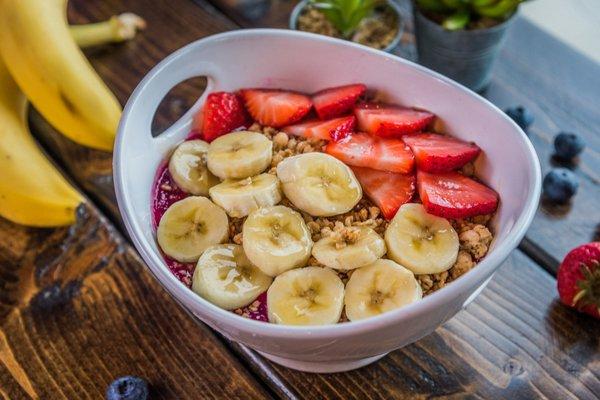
xmin=309 ymin=0 xmax=385 ymax=38
xmin=416 ymin=0 xmax=527 ymax=30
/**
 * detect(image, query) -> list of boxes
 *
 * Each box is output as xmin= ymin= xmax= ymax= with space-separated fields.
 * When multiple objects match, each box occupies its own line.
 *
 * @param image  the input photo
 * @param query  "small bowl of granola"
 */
xmin=114 ymin=29 xmax=541 ymax=373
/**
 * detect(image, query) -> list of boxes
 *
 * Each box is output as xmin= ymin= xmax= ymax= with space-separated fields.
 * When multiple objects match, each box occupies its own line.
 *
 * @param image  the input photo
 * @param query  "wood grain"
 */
xmin=0 ymin=202 xmax=270 ymax=399
xmin=204 ymin=0 xmax=600 ymax=271
xmin=249 ymin=250 xmax=600 ymax=400
xmin=485 ymin=18 xmax=600 ymax=269
xmin=17 ymin=0 xmax=600 ymax=399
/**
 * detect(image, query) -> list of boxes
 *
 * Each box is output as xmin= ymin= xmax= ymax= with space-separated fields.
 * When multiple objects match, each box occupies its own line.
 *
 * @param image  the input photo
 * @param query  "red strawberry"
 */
xmin=417 ymin=171 xmax=499 ymax=218
xmin=403 ymin=133 xmax=481 ymax=172
xmin=312 ymin=84 xmax=366 ymax=119
xmin=195 ymin=92 xmax=250 ymax=142
xmin=351 ymin=166 xmax=415 ymax=219
xmin=240 ymin=88 xmax=312 ymax=128
xmin=283 ymin=116 xmax=355 ymax=141
xmin=355 ymin=103 xmax=435 ymax=138
xmin=557 ymin=242 xmax=600 ymax=319
xmin=326 ymin=133 xmax=414 ymax=174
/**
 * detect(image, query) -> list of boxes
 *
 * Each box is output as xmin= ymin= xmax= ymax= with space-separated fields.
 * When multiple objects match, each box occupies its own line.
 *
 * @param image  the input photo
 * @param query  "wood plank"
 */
xmin=203 ymin=0 xmax=600 ymax=270
xmin=485 ymin=18 xmax=600 ymax=269
xmin=241 ymin=250 xmax=600 ymax=400
xmin=23 ymin=0 xmax=600 ymax=398
xmin=0 ymin=202 xmax=270 ymax=399
xmin=24 ymin=0 xmax=294 ymax=396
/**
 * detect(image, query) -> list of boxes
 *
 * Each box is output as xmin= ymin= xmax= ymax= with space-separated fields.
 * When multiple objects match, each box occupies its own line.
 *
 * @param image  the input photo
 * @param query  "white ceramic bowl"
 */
xmin=114 ymin=29 xmax=541 ymax=373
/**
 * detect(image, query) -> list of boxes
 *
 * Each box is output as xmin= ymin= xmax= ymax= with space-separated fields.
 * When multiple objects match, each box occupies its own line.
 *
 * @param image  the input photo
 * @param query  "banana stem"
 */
xmin=70 ymin=13 xmax=146 ymax=48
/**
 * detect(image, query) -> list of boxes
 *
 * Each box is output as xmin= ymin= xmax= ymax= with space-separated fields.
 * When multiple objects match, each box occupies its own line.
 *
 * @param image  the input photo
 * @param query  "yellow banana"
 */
xmin=0 ymin=0 xmax=122 ymax=151
xmin=0 ymin=60 xmax=83 ymax=227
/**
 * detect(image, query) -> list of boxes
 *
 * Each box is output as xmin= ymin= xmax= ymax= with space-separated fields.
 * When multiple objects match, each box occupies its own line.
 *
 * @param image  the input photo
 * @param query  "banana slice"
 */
xmin=168 ymin=139 xmax=219 ymax=195
xmin=207 ymin=131 xmax=272 ymax=180
xmin=242 ymin=205 xmax=312 ymax=277
xmin=344 ymin=259 xmax=422 ymax=322
xmin=276 ymin=152 xmax=362 ymax=216
xmin=209 ymin=173 xmax=282 ymax=218
xmin=312 ymin=226 xmax=386 ymax=270
xmin=192 ymin=244 xmax=272 ymax=310
xmin=157 ymin=196 xmax=229 ymax=263
xmin=385 ymin=203 xmax=459 ymax=274
xmin=267 ymin=266 xmax=344 ymax=326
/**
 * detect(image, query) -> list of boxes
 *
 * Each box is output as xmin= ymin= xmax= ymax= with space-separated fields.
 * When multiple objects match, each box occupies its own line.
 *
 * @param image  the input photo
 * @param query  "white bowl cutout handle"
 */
xmin=125 ymin=51 xmax=223 ymax=154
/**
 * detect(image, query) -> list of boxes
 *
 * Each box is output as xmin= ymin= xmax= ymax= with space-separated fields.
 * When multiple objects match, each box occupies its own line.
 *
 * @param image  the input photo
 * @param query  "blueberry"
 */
xmin=554 ymin=132 xmax=585 ymax=160
xmin=106 ymin=376 xmax=148 ymax=400
xmin=543 ymin=168 xmax=578 ymax=204
xmin=504 ymin=106 xmax=534 ymax=132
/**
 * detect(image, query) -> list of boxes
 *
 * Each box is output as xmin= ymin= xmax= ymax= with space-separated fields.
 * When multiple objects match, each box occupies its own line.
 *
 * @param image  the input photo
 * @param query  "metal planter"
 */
xmin=414 ymin=9 xmax=515 ymax=92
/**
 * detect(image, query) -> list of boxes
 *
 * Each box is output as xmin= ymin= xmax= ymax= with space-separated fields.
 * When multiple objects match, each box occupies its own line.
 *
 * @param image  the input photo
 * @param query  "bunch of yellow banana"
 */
xmin=0 ymin=61 xmax=84 ymax=226
xmin=0 ymin=0 xmax=145 ymax=227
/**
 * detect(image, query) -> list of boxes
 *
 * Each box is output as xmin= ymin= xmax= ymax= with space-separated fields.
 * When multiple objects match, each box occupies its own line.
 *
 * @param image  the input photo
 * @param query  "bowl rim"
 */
xmin=114 ymin=28 xmax=541 ymax=340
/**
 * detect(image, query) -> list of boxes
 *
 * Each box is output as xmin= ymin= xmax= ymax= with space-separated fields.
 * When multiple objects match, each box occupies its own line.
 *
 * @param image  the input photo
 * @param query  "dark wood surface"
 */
xmin=257 ymin=251 xmax=600 ymax=400
xmin=0 ymin=0 xmax=595 ymax=398
xmin=0 ymin=202 xmax=270 ymax=399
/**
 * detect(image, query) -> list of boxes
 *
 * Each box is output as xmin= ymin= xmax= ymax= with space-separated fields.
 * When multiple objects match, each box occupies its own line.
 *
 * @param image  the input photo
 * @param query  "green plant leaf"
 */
xmin=416 ymin=0 xmax=450 ymax=13
xmin=442 ymin=9 xmax=470 ymax=29
xmin=309 ymin=0 xmax=383 ymax=38
xmin=471 ymin=0 xmax=497 ymax=7
xmin=473 ymin=0 xmax=522 ymax=19
xmin=441 ymin=0 xmax=465 ymax=8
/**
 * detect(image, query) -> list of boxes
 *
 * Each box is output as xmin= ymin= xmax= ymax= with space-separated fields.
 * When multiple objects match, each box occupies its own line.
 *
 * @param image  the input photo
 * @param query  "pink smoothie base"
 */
xmin=151 ymin=134 xmax=268 ymax=322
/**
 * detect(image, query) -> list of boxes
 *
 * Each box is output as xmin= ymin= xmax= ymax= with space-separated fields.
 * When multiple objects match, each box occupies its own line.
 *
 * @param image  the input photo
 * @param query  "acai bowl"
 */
xmin=114 ymin=29 xmax=541 ymax=373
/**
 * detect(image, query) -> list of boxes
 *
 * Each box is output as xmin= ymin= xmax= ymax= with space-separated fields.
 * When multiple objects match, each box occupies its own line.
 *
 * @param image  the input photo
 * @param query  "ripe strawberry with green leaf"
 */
xmin=557 ymin=242 xmax=600 ymax=319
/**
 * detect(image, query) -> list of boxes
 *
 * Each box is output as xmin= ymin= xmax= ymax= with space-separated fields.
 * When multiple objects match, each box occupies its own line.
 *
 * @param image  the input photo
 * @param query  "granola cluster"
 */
xmin=229 ymin=124 xmax=494 ymax=296
xmin=248 ymin=123 xmax=327 ymax=175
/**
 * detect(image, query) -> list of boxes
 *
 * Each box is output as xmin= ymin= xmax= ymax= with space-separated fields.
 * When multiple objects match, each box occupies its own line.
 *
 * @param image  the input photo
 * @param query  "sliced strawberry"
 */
xmin=240 ymin=88 xmax=312 ymax=128
xmin=351 ymin=166 xmax=415 ymax=220
xmin=417 ymin=171 xmax=499 ymax=218
xmin=312 ymin=84 xmax=366 ymax=119
xmin=326 ymin=133 xmax=414 ymax=173
xmin=195 ymin=92 xmax=250 ymax=142
xmin=403 ymin=133 xmax=480 ymax=172
xmin=355 ymin=103 xmax=435 ymax=138
xmin=283 ymin=116 xmax=355 ymax=141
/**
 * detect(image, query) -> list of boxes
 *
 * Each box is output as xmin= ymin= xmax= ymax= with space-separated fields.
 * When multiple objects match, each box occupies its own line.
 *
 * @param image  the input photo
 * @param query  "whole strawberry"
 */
xmin=195 ymin=92 xmax=250 ymax=142
xmin=557 ymin=242 xmax=600 ymax=319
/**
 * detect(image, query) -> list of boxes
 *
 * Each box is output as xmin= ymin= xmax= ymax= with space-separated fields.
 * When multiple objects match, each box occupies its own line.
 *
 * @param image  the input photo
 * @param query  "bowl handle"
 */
xmin=121 ymin=48 xmax=222 ymax=152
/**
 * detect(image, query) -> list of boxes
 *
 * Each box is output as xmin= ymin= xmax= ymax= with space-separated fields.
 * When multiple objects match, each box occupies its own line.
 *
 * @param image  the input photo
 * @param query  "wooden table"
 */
xmin=1 ymin=0 xmax=598 ymax=398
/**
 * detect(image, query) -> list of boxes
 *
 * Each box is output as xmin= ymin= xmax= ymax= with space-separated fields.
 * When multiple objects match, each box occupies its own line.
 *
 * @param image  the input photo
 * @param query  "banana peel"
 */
xmin=0 ymin=60 xmax=84 ymax=227
xmin=0 ymin=0 xmax=123 ymax=151
xmin=0 ymin=8 xmax=145 ymax=227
